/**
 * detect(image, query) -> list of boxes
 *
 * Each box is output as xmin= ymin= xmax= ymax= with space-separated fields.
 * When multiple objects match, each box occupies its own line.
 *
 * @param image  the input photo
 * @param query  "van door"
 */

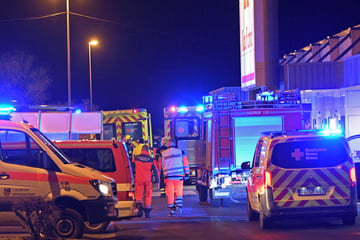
xmin=248 ymin=140 xmax=266 ymax=211
xmin=0 ymin=129 xmax=60 ymax=207
xmin=269 ymin=137 xmax=353 ymax=208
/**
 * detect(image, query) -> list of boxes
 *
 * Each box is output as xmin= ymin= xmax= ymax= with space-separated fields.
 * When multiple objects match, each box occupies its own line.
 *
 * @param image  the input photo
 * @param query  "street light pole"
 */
xmin=66 ymin=0 xmax=71 ymax=106
xmin=88 ymin=40 xmax=98 ymax=112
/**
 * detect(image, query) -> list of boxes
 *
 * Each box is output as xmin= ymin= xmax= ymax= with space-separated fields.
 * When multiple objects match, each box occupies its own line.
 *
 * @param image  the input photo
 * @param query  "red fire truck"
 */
xmin=164 ymin=87 xmax=309 ymax=206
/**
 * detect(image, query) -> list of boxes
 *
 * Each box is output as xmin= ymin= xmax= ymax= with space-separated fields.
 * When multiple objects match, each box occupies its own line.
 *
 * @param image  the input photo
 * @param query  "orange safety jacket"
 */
xmin=133 ymin=150 xmax=158 ymax=182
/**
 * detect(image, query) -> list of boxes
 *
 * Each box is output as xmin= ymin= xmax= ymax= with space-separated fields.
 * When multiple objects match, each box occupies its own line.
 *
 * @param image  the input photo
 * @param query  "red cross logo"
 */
xmin=291 ymin=148 xmax=304 ymax=161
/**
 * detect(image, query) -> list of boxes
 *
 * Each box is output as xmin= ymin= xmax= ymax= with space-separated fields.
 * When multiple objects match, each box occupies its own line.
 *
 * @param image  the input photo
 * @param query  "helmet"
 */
xmin=126 ymin=135 xmax=131 ymax=140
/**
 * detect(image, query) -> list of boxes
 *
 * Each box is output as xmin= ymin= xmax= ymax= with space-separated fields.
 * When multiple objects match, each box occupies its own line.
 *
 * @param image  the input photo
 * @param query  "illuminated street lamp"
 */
xmin=88 ymin=40 xmax=98 ymax=112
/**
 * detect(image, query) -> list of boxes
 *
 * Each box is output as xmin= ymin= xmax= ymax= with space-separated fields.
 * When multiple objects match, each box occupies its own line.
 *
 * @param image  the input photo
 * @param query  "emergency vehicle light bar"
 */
xmin=0 ymin=105 xmax=16 ymax=120
xmin=166 ymin=105 xmax=205 ymax=113
xmin=262 ymin=128 xmax=343 ymax=139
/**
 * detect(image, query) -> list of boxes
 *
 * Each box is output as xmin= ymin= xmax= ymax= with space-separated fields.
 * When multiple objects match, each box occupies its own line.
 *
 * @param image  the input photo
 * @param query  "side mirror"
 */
xmin=241 ymin=161 xmax=251 ymax=170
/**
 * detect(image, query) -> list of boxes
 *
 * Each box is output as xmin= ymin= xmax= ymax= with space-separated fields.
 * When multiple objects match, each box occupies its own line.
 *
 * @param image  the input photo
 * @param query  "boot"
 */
xmin=136 ymin=202 xmax=143 ymax=217
xmin=144 ymin=208 xmax=152 ymax=218
xmin=168 ymin=206 xmax=176 ymax=217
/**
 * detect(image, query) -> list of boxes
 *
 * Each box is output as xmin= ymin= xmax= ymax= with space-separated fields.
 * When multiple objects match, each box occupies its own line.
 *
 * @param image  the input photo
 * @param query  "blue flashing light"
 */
xmin=319 ymin=127 xmax=342 ymax=136
xmin=195 ymin=104 xmax=205 ymax=112
xmin=178 ymin=106 xmax=188 ymax=113
xmin=75 ymin=109 xmax=82 ymax=114
xmin=0 ymin=105 xmax=16 ymax=115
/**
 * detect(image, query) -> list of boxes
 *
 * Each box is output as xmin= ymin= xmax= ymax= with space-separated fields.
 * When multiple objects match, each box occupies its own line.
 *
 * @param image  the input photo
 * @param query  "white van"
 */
xmin=247 ymin=130 xmax=358 ymax=229
xmin=0 ymin=120 xmax=118 ymax=238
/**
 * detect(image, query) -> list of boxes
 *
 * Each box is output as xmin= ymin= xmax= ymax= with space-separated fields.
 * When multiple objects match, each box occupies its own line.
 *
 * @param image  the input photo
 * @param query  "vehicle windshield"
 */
xmin=271 ymin=137 xmax=349 ymax=168
xmin=174 ymin=118 xmax=200 ymax=139
xmin=31 ymin=128 xmax=72 ymax=164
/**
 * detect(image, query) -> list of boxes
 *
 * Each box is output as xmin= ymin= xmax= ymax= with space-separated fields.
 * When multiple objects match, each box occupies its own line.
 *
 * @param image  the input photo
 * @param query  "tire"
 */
xmin=53 ymin=208 xmax=84 ymax=239
xmin=247 ymin=199 xmax=259 ymax=221
xmin=342 ymin=216 xmax=356 ymax=225
xmin=221 ymin=198 xmax=231 ymax=207
xmin=84 ymin=220 xmax=110 ymax=234
xmin=259 ymin=204 xmax=272 ymax=229
xmin=199 ymin=185 xmax=208 ymax=202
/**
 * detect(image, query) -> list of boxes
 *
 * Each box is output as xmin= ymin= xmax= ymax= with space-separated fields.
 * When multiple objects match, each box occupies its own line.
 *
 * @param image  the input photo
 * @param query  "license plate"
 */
xmin=298 ymin=187 xmax=327 ymax=196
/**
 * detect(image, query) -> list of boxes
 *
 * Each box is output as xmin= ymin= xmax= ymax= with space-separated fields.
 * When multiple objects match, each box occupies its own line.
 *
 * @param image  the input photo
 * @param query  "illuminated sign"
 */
xmin=240 ymin=0 xmax=255 ymax=89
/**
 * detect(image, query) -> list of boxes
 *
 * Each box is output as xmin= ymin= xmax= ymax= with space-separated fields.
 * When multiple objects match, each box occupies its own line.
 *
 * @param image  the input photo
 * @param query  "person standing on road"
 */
xmin=132 ymin=138 xmax=146 ymax=161
xmin=155 ymin=137 xmax=168 ymax=197
xmin=160 ymin=138 xmax=190 ymax=216
xmin=125 ymin=135 xmax=134 ymax=160
xmin=133 ymin=144 xmax=159 ymax=218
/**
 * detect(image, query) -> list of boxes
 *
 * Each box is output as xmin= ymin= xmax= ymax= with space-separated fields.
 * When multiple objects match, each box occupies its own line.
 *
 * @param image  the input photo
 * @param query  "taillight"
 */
xmin=264 ymin=171 xmax=272 ymax=187
xmin=350 ymin=167 xmax=356 ymax=183
xmin=127 ymin=191 xmax=134 ymax=200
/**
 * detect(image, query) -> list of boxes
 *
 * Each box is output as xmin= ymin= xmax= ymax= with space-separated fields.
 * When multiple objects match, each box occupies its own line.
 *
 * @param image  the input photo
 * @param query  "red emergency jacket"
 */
xmin=133 ymin=150 xmax=158 ymax=182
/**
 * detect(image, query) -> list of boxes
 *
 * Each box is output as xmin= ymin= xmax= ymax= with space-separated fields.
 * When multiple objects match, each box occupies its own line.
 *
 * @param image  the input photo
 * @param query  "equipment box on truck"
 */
xmin=0 ymin=120 xmax=118 ymax=238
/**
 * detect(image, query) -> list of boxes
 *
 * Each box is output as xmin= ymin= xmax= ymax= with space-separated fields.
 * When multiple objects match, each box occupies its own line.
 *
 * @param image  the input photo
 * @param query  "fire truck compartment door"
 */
xmin=233 ymin=116 xmax=283 ymax=169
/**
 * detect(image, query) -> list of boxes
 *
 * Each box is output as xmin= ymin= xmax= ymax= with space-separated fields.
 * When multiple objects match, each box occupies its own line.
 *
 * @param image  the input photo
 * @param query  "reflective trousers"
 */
xmin=164 ymin=178 xmax=184 ymax=208
xmin=134 ymin=180 xmax=153 ymax=208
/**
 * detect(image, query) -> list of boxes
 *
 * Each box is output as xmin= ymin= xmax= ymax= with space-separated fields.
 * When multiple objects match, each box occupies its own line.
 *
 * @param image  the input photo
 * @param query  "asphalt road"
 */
xmin=1 ymin=185 xmax=360 ymax=240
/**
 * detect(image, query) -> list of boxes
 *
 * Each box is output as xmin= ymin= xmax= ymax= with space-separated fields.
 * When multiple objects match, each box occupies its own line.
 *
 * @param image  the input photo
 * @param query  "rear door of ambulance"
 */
xmin=268 ymin=137 xmax=354 ymax=209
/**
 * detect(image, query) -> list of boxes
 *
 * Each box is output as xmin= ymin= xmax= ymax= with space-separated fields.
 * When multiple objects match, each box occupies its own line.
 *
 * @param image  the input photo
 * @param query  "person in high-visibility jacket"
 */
xmin=133 ymin=144 xmax=159 ymax=218
xmin=160 ymin=138 xmax=190 ymax=216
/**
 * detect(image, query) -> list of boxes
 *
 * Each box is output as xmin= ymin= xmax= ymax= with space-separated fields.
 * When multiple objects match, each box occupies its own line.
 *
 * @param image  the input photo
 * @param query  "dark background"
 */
xmin=0 ymin=0 xmax=359 ymax=134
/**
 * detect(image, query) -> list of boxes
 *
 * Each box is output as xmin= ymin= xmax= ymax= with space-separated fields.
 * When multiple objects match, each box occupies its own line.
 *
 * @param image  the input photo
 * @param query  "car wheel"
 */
xmin=53 ymin=208 xmax=84 ymax=238
xmin=259 ymin=204 xmax=272 ymax=229
xmin=247 ymin=199 xmax=259 ymax=221
xmin=342 ymin=216 xmax=356 ymax=225
xmin=84 ymin=220 xmax=110 ymax=234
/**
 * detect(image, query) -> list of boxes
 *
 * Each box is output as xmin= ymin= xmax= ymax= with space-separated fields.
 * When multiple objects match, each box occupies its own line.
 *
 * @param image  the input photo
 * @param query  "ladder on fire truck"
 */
xmin=212 ymin=93 xmax=237 ymax=172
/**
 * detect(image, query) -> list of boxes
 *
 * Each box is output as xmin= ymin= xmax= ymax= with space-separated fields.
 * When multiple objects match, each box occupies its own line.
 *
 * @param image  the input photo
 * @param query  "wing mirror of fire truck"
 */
xmin=241 ymin=161 xmax=251 ymax=170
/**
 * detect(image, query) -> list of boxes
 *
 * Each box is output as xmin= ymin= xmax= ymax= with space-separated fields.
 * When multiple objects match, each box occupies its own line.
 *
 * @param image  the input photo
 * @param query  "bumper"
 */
xmin=115 ymin=200 xmax=138 ymax=219
xmin=267 ymin=205 xmax=358 ymax=220
xmin=261 ymin=187 xmax=358 ymax=220
xmin=82 ymin=196 xmax=118 ymax=224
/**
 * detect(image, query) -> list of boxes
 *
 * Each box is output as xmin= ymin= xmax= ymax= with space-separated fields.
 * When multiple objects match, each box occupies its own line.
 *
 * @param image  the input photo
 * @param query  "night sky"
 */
xmin=0 ymin=0 xmax=360 ymax=133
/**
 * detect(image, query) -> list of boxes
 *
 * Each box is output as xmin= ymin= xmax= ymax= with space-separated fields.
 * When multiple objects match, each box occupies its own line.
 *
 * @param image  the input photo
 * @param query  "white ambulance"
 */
xmin=0 ymin=119 xmax=118 ymax=238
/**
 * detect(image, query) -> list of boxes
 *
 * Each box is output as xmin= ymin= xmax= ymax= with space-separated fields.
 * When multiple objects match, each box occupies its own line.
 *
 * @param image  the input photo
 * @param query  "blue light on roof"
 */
xmin=75 ymin=109 xmax=82 ymax=114
xmin=320 ymin=127 xmax=342 ymax=136
xmin=178 ymin=106 xmax=188 ymax=113
xmin=0 ymin=105 xmax=16 ymax=114
xmin=196 ymin=105 xmax=205 ymax=112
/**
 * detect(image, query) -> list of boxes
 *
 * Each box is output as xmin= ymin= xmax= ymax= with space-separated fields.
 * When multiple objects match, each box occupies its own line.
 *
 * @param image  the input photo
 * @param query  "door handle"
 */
xmin=0 ymin=173 xmax=9 ymax=180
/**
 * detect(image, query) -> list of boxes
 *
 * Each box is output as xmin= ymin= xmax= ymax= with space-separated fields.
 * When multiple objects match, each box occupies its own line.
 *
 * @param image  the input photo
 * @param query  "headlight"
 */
xmin=90 ymin=180 xmax=111 ymax=196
